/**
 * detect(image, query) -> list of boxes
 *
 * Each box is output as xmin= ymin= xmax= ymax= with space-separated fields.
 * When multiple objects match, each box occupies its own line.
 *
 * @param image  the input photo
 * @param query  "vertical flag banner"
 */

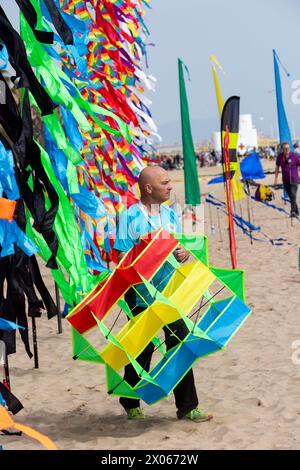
xmin=210 ymin=54 xmax=225 ymax=117
xmin=178 ymin=58 xmax=201 ymax=206
xmin=273 ymin=49 xmax=293 ymax=147
xmin=210 ymin=54 xmax=244 ymax=201
xmin=221 ymin=96 xmax=240 ymax=269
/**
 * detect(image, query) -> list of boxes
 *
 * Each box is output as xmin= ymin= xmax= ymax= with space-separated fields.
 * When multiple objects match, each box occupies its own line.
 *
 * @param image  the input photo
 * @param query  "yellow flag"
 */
xmin=231 ymin=165 xmax=246 ymax=201
xmin=210 ymin=54 xmax=225 ymax=117
xmin=210 ymin=54 xmax=245 ymax=201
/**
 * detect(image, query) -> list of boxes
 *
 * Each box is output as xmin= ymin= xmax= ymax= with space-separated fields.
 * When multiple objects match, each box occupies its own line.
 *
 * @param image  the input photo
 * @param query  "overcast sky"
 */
xmin=2 ymin=0 xmax=300 ymax=144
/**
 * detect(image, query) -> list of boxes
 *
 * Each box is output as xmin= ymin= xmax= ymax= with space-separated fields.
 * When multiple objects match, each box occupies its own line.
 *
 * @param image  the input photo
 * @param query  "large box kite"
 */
xmin=67 ymin=229 xmax=251 ymax=404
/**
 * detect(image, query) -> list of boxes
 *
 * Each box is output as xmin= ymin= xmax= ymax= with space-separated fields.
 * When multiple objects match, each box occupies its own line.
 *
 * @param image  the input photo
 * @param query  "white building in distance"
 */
xmin=212 ymin=114 xmax=258 ymax=155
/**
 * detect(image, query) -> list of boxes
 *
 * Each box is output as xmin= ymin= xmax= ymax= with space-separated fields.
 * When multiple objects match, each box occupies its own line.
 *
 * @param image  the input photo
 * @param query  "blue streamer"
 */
xmin=60 ymin=107 xmax=84 ymax=151
xmin=0 ymin=318 xmax=25 ymax=331
xmin=0 ymin=141 xmax=20 ymax=200
xmin=80 ymin=220 xmax=109 ymax=272
xmin=0 ymin=220 xmax=38 ymax=257
xmin=40 ymin=0 xmax=89 ymax=76
xmin=44 ymin=127 xmax=105 ymax=219
xmin=0 ymin=395 xmax=6 ymax=407
xmin=206 ymin=194 xmax=289 ymax=246
xmin=251 ymin=196 xmax=290 ymax=216
xmin=0 ymin=41 xmax=8 ymax=70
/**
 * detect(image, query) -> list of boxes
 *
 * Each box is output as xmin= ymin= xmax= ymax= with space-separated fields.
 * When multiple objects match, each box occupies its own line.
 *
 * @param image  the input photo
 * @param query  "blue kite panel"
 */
xmin=206 ymin=297 xmax=251 ymax=347
xmin=136 ymin=335 xmax=221 ymax=404
xmin=198 ymin=297 xmax=233 ymax=332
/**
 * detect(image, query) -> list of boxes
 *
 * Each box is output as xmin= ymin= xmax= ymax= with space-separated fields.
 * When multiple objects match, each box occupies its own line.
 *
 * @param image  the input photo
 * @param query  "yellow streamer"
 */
xmin=0 ymin=406 xmax=58 ymax=450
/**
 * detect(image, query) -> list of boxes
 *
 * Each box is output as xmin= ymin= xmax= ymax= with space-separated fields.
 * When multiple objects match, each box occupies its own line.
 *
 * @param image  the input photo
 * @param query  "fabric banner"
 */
xmin=178 ymin=58 xmax=201 ymax=206
xmin=221 ymin=97 xmax=240 ymax=268
xmin=273 ymin=49 xmax=292 ymax=147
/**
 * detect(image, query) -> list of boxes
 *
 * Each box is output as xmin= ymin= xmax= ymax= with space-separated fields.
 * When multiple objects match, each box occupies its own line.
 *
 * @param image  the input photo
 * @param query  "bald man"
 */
xmin=114 ymin=166 xmax=213 ymax=423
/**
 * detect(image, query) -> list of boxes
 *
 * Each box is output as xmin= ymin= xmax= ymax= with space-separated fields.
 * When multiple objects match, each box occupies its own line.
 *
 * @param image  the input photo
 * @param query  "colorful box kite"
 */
xmin=67 ymin=229 xmax=251 ymax=405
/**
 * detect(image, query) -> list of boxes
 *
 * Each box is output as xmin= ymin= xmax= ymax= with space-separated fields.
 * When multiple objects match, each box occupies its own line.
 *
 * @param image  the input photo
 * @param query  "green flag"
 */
xmin=178 ymin=59 xmax=201 ymax=205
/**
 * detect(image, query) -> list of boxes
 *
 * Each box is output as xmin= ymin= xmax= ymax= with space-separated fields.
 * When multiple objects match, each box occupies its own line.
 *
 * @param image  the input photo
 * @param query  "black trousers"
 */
xmin=283 ymin=181 xmax=299 ymax=215
xmin=119 ymin=298 xmax=199 ymax=419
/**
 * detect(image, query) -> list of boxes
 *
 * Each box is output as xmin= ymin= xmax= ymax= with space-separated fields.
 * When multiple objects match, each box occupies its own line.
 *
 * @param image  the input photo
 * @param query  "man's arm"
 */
xmin=174 ymin=246 xmax=189 ymax=263
xmin=114 ymin=209 xmax=135 ymax=261
xmin=274 ymin=165 xmax=280 ymax=184
xmin=169 ymin=207 xmax=190 ymax=263
xmin=117 ymin=251 xmax=126 ymax=263
xmin=274 ymin=153 xmax=282 ymax=185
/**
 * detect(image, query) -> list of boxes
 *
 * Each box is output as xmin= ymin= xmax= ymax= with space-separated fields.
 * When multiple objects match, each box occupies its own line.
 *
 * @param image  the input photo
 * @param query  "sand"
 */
xmin=2 ymin=161 xmax=300 ymax=450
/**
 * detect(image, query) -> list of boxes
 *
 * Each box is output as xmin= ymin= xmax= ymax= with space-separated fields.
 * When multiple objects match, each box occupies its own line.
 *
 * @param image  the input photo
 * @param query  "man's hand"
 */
xmin=117 ymin=251 xmax=126 ymax=263
xmin=174 ymin=246 xmax=189 ymax=263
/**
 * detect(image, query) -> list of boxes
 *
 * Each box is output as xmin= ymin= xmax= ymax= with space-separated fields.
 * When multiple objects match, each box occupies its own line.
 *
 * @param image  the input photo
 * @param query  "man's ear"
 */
xmin=145 ymin=183 xmax=152 ymax=194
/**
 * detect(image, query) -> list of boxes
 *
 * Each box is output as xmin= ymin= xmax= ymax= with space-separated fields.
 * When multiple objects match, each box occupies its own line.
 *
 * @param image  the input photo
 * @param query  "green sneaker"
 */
xmin=126 ymin=407 xmax=145 ymax=420
xmin=184 ymin=408 xmax=213 ymax=423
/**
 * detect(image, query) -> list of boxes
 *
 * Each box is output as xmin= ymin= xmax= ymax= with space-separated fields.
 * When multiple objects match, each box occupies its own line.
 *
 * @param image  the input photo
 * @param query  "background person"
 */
xmin=274 ymin=142 xmax=300 ymax=217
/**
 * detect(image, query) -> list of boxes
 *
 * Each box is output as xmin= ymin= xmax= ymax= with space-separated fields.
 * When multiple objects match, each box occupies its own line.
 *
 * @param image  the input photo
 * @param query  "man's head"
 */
xmin=138 ymin=166 xmax=172 ymax=204
xmin=282 ymin=142 xmax=290 ymax=156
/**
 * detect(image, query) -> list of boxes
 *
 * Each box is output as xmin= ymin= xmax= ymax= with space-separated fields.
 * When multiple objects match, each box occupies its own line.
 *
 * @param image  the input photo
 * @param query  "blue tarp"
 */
xmin=240 ymin=152 xmax=265 ymax=180
xmin=208 ymin=152 xmax=265 ymax=185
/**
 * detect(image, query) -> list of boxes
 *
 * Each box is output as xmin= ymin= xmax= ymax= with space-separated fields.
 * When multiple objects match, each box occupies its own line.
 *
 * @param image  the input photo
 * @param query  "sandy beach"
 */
xmin=2 ymin=161 xmax=300 ymax=451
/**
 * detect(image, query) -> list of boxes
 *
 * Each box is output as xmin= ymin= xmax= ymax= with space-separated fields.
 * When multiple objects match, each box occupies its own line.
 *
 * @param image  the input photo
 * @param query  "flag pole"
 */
xmin=216 ymin=206 xmax=223 ymax=242
xmin=0 ymin=340 xmax=10 ymax=391
xmin=4 ymin=356 xmax=10 ymax=391
xmin=221 ymin=96 xmax=240 ymax=269
xmin=55 ymin=282 xmax=63 ymax=334
xmin=31 ymin=317 xmax=39 ymax=369
xmin=246 ymin=184 xmax=253 ymax=245
xmin=208 ymin=199 xmax=215 ymax=235
xmin=224 ymin=126 xmax=237 ymax=269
